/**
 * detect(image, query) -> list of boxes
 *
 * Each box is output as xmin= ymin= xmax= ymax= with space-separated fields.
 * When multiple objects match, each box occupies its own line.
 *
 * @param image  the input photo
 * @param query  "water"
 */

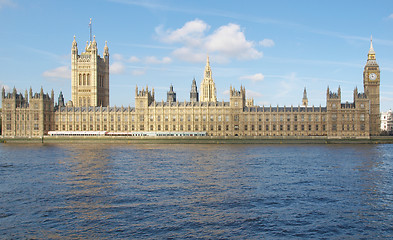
xmin=0 ymin=143 xmax=392 ymax=239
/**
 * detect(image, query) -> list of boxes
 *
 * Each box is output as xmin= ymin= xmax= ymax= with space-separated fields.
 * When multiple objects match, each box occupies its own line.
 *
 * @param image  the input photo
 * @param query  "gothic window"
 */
xmin=360 ymin=114 xmax=365 ymax=121
xmin=87 ymin=74 xmax=90 ymax=85
xmin=150 ymin=125 xmax=154 ymax=131
xmin=234 ymin=115 xmax=239 ymax=121
xmin=83 ymin=74 xmax=86 ymax=85
xmin=97 ymin=125 xmax=100 ymax=130
xmin=79 ymin=74 xmax=82 ymax=85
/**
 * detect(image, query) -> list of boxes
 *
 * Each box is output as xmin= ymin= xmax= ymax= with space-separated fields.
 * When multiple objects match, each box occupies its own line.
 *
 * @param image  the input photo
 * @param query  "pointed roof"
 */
xmin=369 ymin=35 xmax=375 ymax=55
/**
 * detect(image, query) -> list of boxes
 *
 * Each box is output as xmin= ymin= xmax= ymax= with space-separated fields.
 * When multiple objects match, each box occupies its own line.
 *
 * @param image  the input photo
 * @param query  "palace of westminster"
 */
xmin=1 ymin=31 xmax=381 ymax=138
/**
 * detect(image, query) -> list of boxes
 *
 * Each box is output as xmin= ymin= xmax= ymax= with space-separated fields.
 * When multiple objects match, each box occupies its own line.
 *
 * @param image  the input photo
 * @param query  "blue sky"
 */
xmin=1 ymin=0 xmax=393 ymax=111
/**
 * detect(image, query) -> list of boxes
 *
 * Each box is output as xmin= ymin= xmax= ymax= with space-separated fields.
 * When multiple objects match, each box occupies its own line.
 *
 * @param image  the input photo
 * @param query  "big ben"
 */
xmin=363 ymin=36 xmax=380 ymax=135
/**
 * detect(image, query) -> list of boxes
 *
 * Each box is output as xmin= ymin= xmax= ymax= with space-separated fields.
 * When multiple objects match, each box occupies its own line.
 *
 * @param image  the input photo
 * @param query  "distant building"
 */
xmin=1 ymin=27 xmax=381 ymax=139
xmin=381 ymin=110 xmax=393 ymax=133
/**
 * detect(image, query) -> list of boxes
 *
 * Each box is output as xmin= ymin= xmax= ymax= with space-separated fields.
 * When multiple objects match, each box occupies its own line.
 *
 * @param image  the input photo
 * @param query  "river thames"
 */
xmin=0 ymin=143 xmax=392 ymax=239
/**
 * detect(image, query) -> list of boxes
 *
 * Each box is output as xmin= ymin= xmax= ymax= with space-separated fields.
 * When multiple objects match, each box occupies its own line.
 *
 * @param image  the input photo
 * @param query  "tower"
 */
xmin=363 ymin=36 xmax=380 ymax=135
xmin=167 ymin=84 xmax=176 ymax=103
xmin=302 ymin=87 xmax=308 ymax=107
xmin=71 ymin=21 xmax=109 ymax=107
xmin=200 ymin=55 xmax=217 ymax=102
xmin=190 ymin=78 xmax=199 ymax=102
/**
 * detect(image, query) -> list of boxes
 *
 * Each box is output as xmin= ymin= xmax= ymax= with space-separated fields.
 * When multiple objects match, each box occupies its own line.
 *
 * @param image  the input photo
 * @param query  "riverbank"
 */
xmin=2 ymin=136 xmax=393 ymax=144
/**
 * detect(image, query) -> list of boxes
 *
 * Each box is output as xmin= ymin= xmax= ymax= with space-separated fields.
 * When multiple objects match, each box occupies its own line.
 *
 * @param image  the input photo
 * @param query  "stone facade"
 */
xmin=71 ymin=35 xmax=109 ymax=107
xmin=1 ymin=36 xmax=380 ymax=139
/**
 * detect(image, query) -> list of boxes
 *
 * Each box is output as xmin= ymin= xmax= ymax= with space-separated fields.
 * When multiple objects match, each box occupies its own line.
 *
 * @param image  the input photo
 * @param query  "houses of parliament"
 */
xmin=1 ymin=31 xmax=381 ymax=139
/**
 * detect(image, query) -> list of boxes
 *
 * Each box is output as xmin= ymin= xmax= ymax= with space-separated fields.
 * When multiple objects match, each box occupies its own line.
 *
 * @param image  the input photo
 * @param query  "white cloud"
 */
xmin=132 ymin=69 xmax=146 ymax=76
xmin=110 ymin=62 xmax=125 ymax=74
xmin=388 ymin=13 xmax=393 ymax=19
xmin=246 ymin=89 xmax=263 ymax=98
xmin=42 ymin=66 xmax=70 ymax=79
xmin=205 ymin=23 xmax=262 ymax=60
xmin=156 ymin=19 xmax=262 ymax=63
xmin=156 ymin=19 xmax=208 ymax=46
xmin=112 ymin=53 xmax=124 ymax=61
xmin=0 ymin=0 xmax=16 ymax=9
xmin=240 ymin=73 xmax=264 ymax=82
xmin=145 ymin=56 xmax=172 ymax=64
xmin=259 ymin=38 xmax=275 ymax=47
xmin=172 ymin=47 xmax=205 ymax=63
xmin=128 ymin=56 xmax=140 ymax=63
xmin=0 ymin=81 xmax=10 ymax=92
xmin=223 ymin=90 xmax=230 ymax=96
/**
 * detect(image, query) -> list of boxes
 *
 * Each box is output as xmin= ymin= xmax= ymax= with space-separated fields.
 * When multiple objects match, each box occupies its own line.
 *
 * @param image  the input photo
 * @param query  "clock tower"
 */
xmin=363 ymin=36 xmax=380 ymax=135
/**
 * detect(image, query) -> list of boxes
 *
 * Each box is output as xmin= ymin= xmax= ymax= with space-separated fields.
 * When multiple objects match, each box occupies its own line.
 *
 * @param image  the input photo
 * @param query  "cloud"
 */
xmin=132 ymin=69 xmax=146 ymax=76
xmin=388 ymin=13 xmax=393 ymax=19
xmin=112 ymin=53 xmax=124 ymax=61
xmin=259 ymin=39 xmax=275 ymax=47
xmin=172 ymin=47 xmax=206 ymax=63
xmin=246 ymin=89 xmax=263 ymax=98
xmin=156 ymin=19 xmax=208 ymax=46
xmin=156 ymin=19 xmax=262 ymax=63
xmin=128 ymin=56 xmax=140 ymax=63
xmin=43 ymin=66 xmax=70 ymax=79
xmin=0 ymin=0 xmax=16 ymax=9
xmin=145 ymin=56 xmax=172 ymax=64
xmin=205 ymin=23 xmax=262 ymax=60
xmin=110 ymin=62 xmax=125 ymax=74
xmin=240 ymin=73 xmax=264 ymax=82
xmin=0 ymin=81 xmax=10 ymax=92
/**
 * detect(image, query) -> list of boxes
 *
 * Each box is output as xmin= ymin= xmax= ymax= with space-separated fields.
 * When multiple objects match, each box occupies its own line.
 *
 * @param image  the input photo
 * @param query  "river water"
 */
xmin=0 ymin=143 xmax=392 ymax=239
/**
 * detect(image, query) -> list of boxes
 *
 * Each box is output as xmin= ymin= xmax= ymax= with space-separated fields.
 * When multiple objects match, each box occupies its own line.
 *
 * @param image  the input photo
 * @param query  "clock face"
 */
xmin=369 ymin=73 xmax=377 ymax=80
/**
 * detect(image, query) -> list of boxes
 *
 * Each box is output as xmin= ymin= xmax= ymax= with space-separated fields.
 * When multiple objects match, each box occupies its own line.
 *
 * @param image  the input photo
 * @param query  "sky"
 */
xmin=1 ymin=0 xmax=393 ymax=111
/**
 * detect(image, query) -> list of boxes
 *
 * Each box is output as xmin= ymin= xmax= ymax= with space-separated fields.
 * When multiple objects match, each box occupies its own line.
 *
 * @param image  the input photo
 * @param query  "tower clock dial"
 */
xmin=369 ymin=73 xmax=377 ymax=80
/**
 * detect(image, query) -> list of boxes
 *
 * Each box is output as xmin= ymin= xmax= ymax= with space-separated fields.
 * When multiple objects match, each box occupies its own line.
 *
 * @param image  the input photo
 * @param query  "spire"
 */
xmin=302 ymin=87 xmax=308 ymax=107
xmin=368 ymin=35 xmax=376 ymax=60
xmin=206 ymin=54 xmax=210 ymax=66
xmin=104 ymin=41 xmax=109 ymax=56
xmin=89 ymin=18 xmax=92 ymax=43
xmin=72 ymin=35 xmax=77 ymax=48
xmin=369 ymin=35 xmax=375 ymax=54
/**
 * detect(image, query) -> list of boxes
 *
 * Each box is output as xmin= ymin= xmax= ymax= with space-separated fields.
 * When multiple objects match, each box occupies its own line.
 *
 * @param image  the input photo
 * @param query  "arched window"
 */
xmin=87 ymin=74 xmax=90 ymax=85
xmin=79 ymin=74 xmax=82 ymax=85
xmin=83 ymin=74 xmax=86 ymax=85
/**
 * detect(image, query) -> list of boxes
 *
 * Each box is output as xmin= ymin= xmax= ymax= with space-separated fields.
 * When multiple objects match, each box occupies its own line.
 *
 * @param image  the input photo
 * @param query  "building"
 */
xmin=1 ymin=32 xmax=380 ymax=139
xmin=381 ymin=110 xmax=393 ymax=133
xmin=71 ymin=35 xmax=109 ymax=107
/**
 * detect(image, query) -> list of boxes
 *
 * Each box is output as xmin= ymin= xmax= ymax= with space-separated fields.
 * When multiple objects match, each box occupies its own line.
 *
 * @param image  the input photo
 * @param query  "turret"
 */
xmin=58 ymin=91 xmax=65 ymax=107
xmin=302 ymin=87 xmax=308 ymax=107
xmin=167 ymin=84 xmax=176 ymax=103
xmin=2 ymin=87 xmax=5 ymax=98
xmin=104 ymin=41 xmax=109 ymax=59
xmin=190 ymin=78 xmax=199 ymax=102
